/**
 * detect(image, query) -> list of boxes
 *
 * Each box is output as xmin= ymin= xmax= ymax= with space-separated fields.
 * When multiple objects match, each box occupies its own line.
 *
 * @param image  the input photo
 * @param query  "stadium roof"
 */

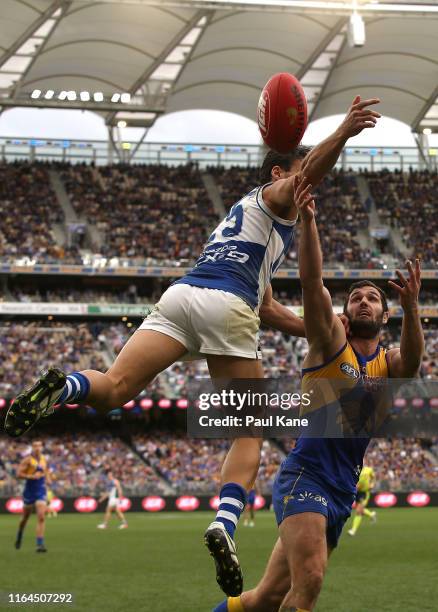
xmin=0 ymin=0 xmax=438 ymax=132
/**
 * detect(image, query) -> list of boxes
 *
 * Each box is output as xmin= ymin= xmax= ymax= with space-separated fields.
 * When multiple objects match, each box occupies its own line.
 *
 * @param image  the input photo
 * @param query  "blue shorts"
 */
xmin=272 ymin=463 xmax=355 ymax=548
xmin=247 ymin=490 xmax=256 ymax=506
xmin=23 ymin=490 xmax=47 ymax=506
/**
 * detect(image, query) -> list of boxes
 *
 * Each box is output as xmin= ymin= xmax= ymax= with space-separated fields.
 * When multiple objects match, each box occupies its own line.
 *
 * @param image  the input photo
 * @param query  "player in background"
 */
xmin=348 ymin=465 xmax=377 ymax=536
xmin=243 ymin=481 xmax=260 ymax=527
xmin=97 ymin=470 xmax=128 ymax=530
xmin=46 ymin=487 xmax=58 ymax=518
xmin=5 ymin=96 xmax=381 ymax=596
xmin=213 ymin=176 xmax=424 ymax=611
xmin=15 ymin=440 xmax=50 ymax=552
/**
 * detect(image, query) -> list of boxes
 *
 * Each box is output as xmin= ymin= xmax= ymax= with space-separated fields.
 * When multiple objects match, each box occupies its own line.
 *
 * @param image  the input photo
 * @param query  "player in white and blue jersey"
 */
xmin=97 ymin=470 xmax=128 ymax=530
xmin=5 ymin=95 xmax=382 ymax=597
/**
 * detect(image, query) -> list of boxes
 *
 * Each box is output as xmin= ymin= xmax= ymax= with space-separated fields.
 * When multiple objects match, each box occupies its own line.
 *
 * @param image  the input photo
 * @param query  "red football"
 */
xmin=257 ymin=73 xmax=308 ymax=154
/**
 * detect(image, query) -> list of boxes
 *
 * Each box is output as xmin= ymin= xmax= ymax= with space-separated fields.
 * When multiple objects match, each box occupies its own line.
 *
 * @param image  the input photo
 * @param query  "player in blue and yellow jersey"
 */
xmin=348 ymin=465 xmax=377 ymax=536
xmin=15 ymin=440 xmax=50 ymax=552
xmin=213 ymin=175 xmax=424 ymax=611
xmin=5 ymin=97 xmax=381 ymax=596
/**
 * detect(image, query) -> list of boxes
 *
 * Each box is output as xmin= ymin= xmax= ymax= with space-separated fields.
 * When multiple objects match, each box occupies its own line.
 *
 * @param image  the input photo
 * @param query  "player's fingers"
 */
xmin=358 ymin=122 xmax=376 ymax=129
xmin=358 ymin=117 xmax=378 ymax=125
xmin=388 ymin=280 xmax=403 ymax=294
xmin=358 ymin=111 xmax=382 ymax=121
xmin=351 ymin=95 xmax=361 ymax=106
xmin=406 ymin=259 xmax=415 ymax=280
xmin=396 ymin=269 xmax=409 ymax=286
xmin=298 ymin=183 xmax=313 ymax=202
xmin=415 ymin=258 xmax=421 ymax=280
xmin=359 ymin=110 xmax=381 ymax=118
xmin=354 ymin=97 xmax=381 ymax=109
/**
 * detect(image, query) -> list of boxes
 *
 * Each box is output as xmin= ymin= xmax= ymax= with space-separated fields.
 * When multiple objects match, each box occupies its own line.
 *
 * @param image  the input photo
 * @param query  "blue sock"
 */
xmin=59 ymin=372 xmax=90 ymax=403
xmin=213 ymin=600 xmax=228 ymax=612
xmin=215 ymin=483 xmax=246 ymax=538
xmin=16 ymin=529 xmax=23 ymax=542
xmin=36 ymin=537 xmax=44 ymax=546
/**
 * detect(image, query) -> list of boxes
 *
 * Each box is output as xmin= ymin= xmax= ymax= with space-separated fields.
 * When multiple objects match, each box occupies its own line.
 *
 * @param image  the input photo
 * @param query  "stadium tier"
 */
xmin=1 ymin=433 xmax=437 ymax=497
xmin=1 ymin=321 xmax=436 ymax=399
xmin=0 ymin=161 xmax=437 ymax=268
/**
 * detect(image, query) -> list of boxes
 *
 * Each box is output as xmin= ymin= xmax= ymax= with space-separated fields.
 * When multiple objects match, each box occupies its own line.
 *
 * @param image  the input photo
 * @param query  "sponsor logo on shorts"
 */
xmin=283 ymin=491 xmax=327 ymax=507
xmin=340 ymin=362 xmax=360 ymax=379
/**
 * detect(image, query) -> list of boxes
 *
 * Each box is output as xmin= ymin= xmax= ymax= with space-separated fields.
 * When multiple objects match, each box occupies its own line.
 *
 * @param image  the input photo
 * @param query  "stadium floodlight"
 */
xmin=117 ymin=120 xmax=127 ymax=128
xmin=67 ymin=91 xmax=77 ymax=101
xmin=121 ymin=93 xmax=131 ymax=104
xmin=44 ymin=90 xmax=55 ymax=100
xmin=423 ymin=128 xmax=432 ymax=135
xmin=80 ymin=91 xmax=90 ymax=101
xmin=93 ymin=92 xmax=104 ymax=102
xmin=348 ymin=12 xmax=365 ymax=47
xmin=58 ymin=90 xmax=68 ymax=100
xmin=111 ymin=93 xmax=121 ymax=103
xmin=31 ymin=89 xmax=41 ymax=99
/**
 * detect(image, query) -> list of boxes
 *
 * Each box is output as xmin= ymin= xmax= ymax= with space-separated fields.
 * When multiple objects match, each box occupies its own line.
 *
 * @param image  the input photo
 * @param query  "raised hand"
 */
xmin=337 ymin=95 xmax=381 ymax=138
xmin=292 ymin=175 xmax=316 ymax=223
xmin=388 ymin=259 xmax=421 ymax=311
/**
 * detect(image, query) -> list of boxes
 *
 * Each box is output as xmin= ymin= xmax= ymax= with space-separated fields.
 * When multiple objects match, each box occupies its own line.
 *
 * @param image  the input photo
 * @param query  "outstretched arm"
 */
xmin=295 ymin=177 xmax=345 ymax=357
xmin=259 ymin=285 xmax=305 ymax=337
xmin=387 ymin=259 xmax=424 ymax=378
xmin=264 ymin=96 xmax=381 ymax=208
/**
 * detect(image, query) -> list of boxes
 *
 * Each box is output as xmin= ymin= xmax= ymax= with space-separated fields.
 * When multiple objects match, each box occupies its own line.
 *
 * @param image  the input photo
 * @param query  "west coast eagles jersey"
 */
xmin=23 ymin=454 xmax=47 ymax=496
xmin=288 ymin=342 xmax=389 ymax=494
xmin=175 ymin=185 xmax=296 ymax=310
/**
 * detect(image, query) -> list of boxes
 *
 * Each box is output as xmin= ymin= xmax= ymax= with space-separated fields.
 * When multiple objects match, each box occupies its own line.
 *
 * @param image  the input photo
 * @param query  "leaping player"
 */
xmin=4 ymin=96 xmax=381 ymax=596
xmin=97 ymin=470 xmax=128 ymax=530
xmin=348 ymin=465 xmax=377 ymax=536
xmin=213 ymin=175 xmax=424 ymax=612
xmin=15 ymin=440 xmax=50 ymax=553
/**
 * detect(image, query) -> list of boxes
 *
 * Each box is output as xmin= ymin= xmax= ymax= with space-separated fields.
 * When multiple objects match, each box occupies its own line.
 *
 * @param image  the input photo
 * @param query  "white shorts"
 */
xmin=108 ymin=498 xmax=121 ymax=509
xmin=139 ymin=284 xmax=261 ymax=360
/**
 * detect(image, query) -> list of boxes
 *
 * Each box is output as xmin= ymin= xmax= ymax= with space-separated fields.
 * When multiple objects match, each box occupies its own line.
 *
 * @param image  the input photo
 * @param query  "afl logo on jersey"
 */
xmin=257 ymin=90 xmax=270 ymax=137
xmin=340 ymin=362 xmax=360 ymax=379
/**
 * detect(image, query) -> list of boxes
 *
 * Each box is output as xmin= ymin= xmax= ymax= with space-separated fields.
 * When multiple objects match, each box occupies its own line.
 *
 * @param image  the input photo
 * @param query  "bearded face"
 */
xmin=345 ymin=287 xmax=388 ymax=339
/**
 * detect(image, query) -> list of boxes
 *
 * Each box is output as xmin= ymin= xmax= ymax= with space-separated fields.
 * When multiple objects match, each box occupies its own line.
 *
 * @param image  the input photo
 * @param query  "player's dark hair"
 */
xmin=259 ymin=145 xmax=312 ymax=184
xmin=344 ymin=281 xmax=389 ymax=313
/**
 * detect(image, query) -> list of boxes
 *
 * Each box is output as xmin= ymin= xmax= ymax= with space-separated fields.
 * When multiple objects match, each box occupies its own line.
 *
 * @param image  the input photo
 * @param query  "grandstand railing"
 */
xmin=1 ymin=262 xmax=437 ymax=278
xmin=1 ymin=136 xmax=436 ymax=170
xmin=0 ymin=302 xmax=437 ymax=319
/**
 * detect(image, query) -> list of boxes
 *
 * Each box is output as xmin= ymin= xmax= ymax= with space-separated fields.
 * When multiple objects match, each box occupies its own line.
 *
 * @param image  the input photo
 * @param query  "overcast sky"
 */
xmin=0 ymin=107 xmax=436 ymax=148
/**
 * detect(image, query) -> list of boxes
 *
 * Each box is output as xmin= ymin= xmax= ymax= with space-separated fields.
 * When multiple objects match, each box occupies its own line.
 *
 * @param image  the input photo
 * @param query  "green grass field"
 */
xmin=1 ymin=509 xmax=437 ymax=611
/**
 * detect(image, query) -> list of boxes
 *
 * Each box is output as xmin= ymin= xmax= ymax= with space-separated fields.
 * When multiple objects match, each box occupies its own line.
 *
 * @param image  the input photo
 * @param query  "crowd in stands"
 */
xmin=0 ymin=322 xmax=106 ymax=397
xmin=132 ymin=433 xmax=283 ymax=494
xmin=367 ymin=169 xmax=437 ymax=266
xmin=0 ymin=321 xmax=435 ymax=399
xmin=365 ymin=438 xmax=438 ymax=490
xmin=1 ymin=432 xmax=437 ymax=496
xmin=0 ymin=433 xmax=167 ymax=497
xmin=0 ymin=160 xmax=436 ymax=269
xmin=60 ymin=163 xmax=218 ymax=264
xmin=0 ymin=162 xmax=81 ymax=264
